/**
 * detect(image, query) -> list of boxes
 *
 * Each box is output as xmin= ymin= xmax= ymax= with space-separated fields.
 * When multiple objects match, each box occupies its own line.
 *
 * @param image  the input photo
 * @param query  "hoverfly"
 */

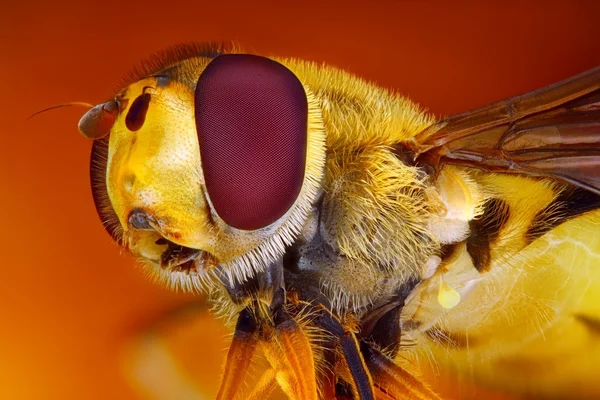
xmin=78 ymin=43 xmax=600 ymax=399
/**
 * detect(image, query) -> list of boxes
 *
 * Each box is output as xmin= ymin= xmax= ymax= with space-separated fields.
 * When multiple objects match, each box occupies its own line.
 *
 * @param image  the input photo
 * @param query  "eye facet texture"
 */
xmin=195 ymin=54 xmax=308 ymax=230
xmin=90 ymin=138 xmax=122 ymax=244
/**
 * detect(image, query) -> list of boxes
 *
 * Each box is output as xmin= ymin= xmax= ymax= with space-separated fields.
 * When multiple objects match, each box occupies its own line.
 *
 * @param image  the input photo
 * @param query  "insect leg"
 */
xmin=216 ymin=307 xmax=259 ymax=400
xmin=374 ymin=387 xmax=400 ymax=400
xmin=261 ymin=303 xmax=319 ymax=400
xmin=360 ymin=342 xmax=442 ymax=400
xmin=245 ymin=368 xmax=278 ymax=400
xmin=315 ymin=311 xmax=375 ymax=400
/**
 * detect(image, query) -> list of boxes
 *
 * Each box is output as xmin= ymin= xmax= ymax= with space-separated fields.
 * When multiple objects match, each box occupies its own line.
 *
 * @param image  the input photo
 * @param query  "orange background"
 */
xmin=2 ymin=1 xmax=600 ymax=399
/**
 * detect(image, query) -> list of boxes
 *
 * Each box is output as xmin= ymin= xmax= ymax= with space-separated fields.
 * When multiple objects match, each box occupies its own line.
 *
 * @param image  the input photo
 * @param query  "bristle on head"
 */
xmin=116 ymin=42 xmax=228 ymax=91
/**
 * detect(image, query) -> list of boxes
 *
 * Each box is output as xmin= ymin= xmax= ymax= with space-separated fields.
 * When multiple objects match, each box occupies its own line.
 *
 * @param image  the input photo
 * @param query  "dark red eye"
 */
xmin=125 ymin=92 xmax=151 ymax=131
xmin=195 ymin=54 xmax=308 ymax=231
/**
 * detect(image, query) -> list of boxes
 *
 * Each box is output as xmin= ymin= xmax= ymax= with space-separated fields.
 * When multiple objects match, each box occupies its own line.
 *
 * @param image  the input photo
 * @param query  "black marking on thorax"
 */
xmin=438 ymin=243 xmax=458 ymax=261
xmin=527 ymin=187 xmax=600 ymax=243
xmin=466 ymin=198 xmax=510 ymax=272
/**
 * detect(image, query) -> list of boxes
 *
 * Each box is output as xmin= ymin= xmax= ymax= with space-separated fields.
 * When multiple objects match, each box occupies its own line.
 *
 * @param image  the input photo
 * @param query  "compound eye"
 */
xmin=125 ymin=92 xmax=151 ymax=131
xmin=195 ymin=54 xmax=308 ymax=231
xmin=90 ymin=138 xmax=123 ymax=244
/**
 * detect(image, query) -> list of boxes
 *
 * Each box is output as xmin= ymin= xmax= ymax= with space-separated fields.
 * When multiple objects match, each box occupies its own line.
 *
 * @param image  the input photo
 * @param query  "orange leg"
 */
xmin=374 ymin=386 xmax=399 ymax=400
xmin=262 ymin=312 xmax=319 ymax=400
xmin=216 ymin=308 xmax=258 ymax=400
xmin=245 ymin=368 xmax=278 ymax=400
xmin=362 ymin=344 xmax=442 ymax=400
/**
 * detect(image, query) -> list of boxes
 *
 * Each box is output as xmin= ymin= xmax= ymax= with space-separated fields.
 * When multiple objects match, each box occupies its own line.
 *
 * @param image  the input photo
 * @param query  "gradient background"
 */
xmin=2 ymin=1 xmax=600 ymax=399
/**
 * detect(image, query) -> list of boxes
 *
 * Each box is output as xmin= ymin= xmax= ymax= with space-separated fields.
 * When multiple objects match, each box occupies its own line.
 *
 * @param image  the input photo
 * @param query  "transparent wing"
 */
xmin=410 ymin=67 xmax=600 ymax=195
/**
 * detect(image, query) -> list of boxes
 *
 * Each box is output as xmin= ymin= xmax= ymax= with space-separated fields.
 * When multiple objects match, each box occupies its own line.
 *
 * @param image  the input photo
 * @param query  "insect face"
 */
xmin=85 ymin=52 xmax=326 ymax=290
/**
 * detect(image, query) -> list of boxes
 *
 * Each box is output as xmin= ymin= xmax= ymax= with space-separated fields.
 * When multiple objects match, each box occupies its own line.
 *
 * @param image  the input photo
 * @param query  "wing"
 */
xmin=408 ymin=67 xmax=600 ymax=195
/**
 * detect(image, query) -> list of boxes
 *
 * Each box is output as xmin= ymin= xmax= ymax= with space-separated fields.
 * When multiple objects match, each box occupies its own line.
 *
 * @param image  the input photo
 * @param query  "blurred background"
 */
xmin=2 ymin=1 xmax=600 ymax=399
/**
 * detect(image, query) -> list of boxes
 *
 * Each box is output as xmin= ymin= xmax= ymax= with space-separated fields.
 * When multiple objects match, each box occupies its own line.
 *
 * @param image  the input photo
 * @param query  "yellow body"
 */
xmin=94 ymin=45 xmax=600 ymax=399
xmin=281 ymin=57 xmax=600 ymax=399
xmin=401 ymin=173 xmax=600 ymax=399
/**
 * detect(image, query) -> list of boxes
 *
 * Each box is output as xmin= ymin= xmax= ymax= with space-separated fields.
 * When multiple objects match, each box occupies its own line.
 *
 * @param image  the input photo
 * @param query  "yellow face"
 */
xmin=107 ymin=78 xmax=216 ymax=255
xmin=101 ymin=77 xmax=227 ymax=290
